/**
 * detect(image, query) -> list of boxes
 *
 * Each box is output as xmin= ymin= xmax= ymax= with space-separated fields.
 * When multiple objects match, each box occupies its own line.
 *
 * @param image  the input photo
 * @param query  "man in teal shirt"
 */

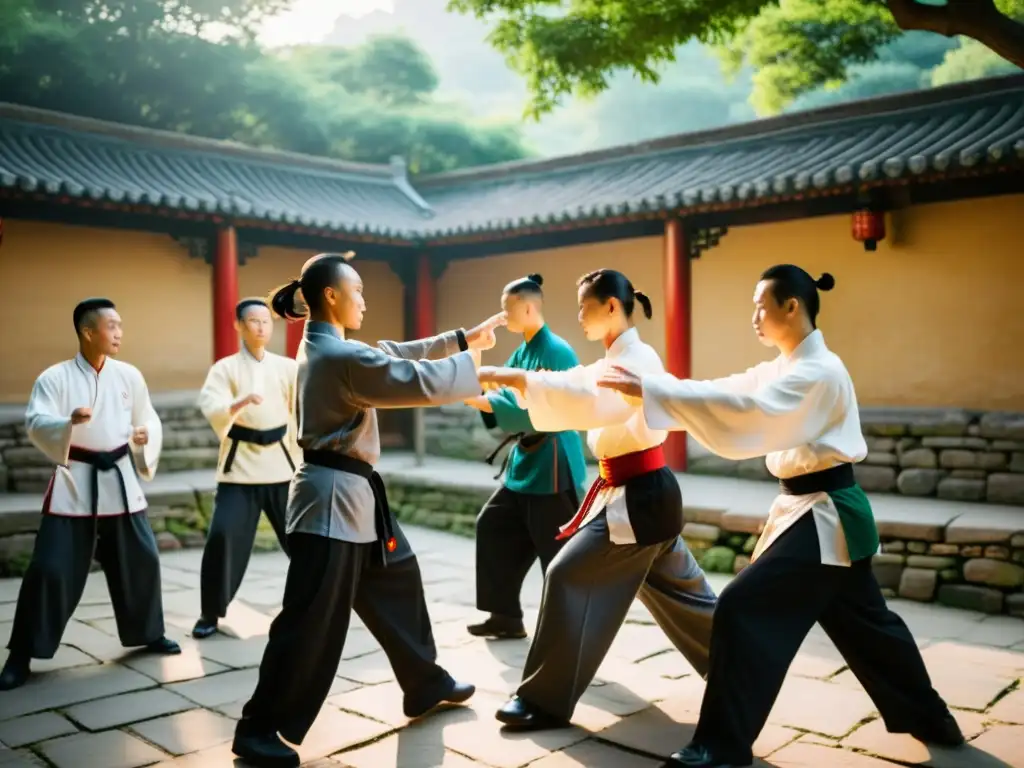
xmin=463 ymin=274 xmax=587 ymax=639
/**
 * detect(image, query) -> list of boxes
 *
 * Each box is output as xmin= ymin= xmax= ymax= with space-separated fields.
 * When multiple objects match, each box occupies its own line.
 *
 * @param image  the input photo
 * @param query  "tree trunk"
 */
xmin=888 ymin=0 xmax=1024 ymax=71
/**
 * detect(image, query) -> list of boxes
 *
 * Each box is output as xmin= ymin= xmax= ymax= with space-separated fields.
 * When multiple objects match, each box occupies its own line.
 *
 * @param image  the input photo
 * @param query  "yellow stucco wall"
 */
xmin=691 ymin=194 xmax=1024 ymax=409
xmin=2 ymin=193 xmax=1022 ymax=409
xmin=0 ymin=220 xmax=404 ymax=402
xmin=438 ymin=194 xmax=1024 ymax=412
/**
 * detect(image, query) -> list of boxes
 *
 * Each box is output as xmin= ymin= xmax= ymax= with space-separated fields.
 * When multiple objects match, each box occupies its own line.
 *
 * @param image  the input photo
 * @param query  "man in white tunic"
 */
xmin=477 ymin=269 xmax=715 ymax=732
xmin=0 ymin=298 xmax=181 ymax=691
xmin=192 ymin=298 xmax=299 ymax=639
xmin=599 ymin=265 xmax=963 ymax=768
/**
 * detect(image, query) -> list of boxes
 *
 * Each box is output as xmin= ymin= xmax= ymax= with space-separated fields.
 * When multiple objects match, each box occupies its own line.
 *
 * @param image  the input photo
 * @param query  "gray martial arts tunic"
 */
xmin=286 ymin=322 xmax=480 ymax=546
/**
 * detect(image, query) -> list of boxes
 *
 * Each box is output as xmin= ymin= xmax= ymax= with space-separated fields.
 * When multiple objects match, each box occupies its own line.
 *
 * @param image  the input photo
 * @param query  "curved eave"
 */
xmin=1 ymin=150 xmax=1020 ymax=247
xmin=418 ymin=151 xmax=1024 ymax=244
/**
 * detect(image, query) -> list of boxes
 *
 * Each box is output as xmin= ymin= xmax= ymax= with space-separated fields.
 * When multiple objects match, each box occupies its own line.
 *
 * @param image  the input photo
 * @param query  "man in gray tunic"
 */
xmin=232 ymin=253 xmax=504 ymax=768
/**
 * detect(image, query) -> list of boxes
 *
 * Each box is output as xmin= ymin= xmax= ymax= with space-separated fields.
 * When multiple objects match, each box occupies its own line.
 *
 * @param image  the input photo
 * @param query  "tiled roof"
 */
xmin=0 ymin=104 xmax=434 ymax=238
xmin=1 ymin=75 xmax=1022 ymax=242
xmin=416 ymin=74 xmax=1024 ymax=239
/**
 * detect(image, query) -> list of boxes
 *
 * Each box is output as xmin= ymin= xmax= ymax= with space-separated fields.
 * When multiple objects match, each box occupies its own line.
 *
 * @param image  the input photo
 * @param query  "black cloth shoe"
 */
xmin=663 ymin=743 xmax=749 ymax=767
xmin=910 ymin=713 xmax=966 ymax=748
xmin=145 ymin=636 xmax=182 ymax=655
xmin=495 ymin=696 xmax=569 ymax=731
xmin=467 ymin=615 xmax=527 ymax=639
xmin=192 ymin=617 xmax=218 ymax=639
xmin=0 ymin=653 xmax=30 ymax=691
xmin=403 ymin=677 xmax=476 ymax=719
xmin=232 ymin=727 xmax=299 ymax=768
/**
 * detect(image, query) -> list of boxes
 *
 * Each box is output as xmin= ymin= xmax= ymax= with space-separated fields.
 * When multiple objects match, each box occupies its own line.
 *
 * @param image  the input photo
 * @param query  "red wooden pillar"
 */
xmin=414 ymin=252 xmax=436 ymax=338
xmin=213 ymin=226 xmax=239 ymax=361
xmin=663 ymin=219 xmax=691 ymax=471
xmin=285 ymin=319 xmax=306 ymax=359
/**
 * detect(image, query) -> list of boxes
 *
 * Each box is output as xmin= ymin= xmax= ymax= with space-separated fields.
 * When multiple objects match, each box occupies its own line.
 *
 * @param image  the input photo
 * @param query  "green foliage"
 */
xmin=449 ymin=0 xmax=1024 ymax=118
xmin=931 ymin=36 xmax=1022 ymax=86
xmin=0 ymin=1 xmax=527 ymax=172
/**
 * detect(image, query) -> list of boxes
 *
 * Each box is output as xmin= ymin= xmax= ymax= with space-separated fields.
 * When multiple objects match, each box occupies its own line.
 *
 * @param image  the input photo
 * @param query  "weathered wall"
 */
xmin=437 ymin=194 xmax=1024 ymax=411
xmin=0 ymin=221 xmax=404 ymax=401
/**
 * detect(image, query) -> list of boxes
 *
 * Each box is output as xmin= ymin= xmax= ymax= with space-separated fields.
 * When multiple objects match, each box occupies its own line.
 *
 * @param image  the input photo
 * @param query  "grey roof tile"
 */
xmin=0 ymin=75 xmax=1021 ymax=242
xmin=417 ymin=75 xmax=1024 ymax=238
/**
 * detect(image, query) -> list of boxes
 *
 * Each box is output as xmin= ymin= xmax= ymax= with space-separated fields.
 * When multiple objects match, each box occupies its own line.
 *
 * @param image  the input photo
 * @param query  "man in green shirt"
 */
xmin=463 ymin=274 xmax=587 ymax=639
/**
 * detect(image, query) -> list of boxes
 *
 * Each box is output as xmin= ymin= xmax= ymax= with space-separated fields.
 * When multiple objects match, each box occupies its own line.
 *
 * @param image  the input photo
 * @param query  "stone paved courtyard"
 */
xmin=1 ymin=524 xmax=1023 ymax=768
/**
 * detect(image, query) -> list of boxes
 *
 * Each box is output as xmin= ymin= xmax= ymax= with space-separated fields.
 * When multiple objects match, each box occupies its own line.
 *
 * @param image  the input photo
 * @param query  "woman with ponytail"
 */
xmin=233 ymin=252 xmax=508 ymax=767
xmin=599 ymin=265 xmax=963 ymax=768
xmin=475 ymin=268 xmax=716 ymax=732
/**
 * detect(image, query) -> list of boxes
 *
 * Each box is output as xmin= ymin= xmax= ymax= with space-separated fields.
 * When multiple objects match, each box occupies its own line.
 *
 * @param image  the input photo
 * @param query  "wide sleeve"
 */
xmin=196 ymin=360 xmax=238 ymax=441
xmin=642 ymin=363 xmax=843 ymax=460
xmin=523 ymin=361 xmax=637 ymax=432
xmin=344 ymin=345 xmax=480 ymax=410
xmin=24 ymin=369 xmax=72 ymax=467
xmin=487 ymin=341 xmax=582 ymax=434
xmin=704 ymin=359 xmax=777 ymax=396
xmin=487 ymin=388 xmax=535 ymax=433
xmin=128 ymin=367 xmax=163 ymax=480
xmin=376 ymin=330 xmax=467 ymax=361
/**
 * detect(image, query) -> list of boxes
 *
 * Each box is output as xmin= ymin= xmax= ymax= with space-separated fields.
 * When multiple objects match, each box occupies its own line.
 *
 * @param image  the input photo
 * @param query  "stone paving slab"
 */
xmin=1 ymin=523 xmax=1023 ymax=767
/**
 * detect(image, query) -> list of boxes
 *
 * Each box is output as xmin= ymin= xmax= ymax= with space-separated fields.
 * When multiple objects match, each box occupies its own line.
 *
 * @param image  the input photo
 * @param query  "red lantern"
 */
xmin=852 ymin=210 xmax=885 ymax=252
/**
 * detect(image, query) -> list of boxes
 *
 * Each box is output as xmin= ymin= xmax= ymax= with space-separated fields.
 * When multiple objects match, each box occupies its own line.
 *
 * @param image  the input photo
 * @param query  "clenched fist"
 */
xmin=70 ymin=407 xmax=92 ymax=425
xmin=132 ymin=426 xmax=149 ymax=446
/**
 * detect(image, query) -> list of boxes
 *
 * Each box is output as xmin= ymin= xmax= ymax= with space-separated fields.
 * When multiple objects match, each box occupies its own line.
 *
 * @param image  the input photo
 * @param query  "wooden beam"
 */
xmin=213 ymin=226 xmax=240 ymax=361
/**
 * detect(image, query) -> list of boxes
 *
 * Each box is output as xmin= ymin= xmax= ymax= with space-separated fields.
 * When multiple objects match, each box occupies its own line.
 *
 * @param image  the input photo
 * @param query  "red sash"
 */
xmin=555 ymin=444 xmax=667 ymax=541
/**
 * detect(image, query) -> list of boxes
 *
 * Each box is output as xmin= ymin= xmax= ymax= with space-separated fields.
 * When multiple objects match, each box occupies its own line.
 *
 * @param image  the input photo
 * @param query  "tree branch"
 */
xmin=887 ymin=0 xmax=1024 ymax=70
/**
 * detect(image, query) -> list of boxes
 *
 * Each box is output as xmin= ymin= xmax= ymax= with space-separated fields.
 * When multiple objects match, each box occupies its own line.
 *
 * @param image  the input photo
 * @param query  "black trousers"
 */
xmin=517 ymin=512 xmax=717 ymax=721
xmin=693 ymin=513 xmax=951 ymax=766
xmin=240 ymin=531 xmax=452 ymax=744
xmin=200 ymin=482 xmax=290 ymax=619
xmin=7 ymin=511 xmax=165 ymax=659
xmin=475 ymin=486 xmax=578 ymax=619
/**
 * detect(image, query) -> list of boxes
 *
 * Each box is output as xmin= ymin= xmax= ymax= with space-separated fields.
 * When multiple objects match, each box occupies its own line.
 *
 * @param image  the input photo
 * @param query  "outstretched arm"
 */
xmin=640 ymin=366 xmax=843 ymax=460
xmin=479 ymin=362 xmax=637 ymax=432
xmin=345 ymin=345 xmax=481 ymax=410
xmin=377 ymin=312 xmax=508 ymax=361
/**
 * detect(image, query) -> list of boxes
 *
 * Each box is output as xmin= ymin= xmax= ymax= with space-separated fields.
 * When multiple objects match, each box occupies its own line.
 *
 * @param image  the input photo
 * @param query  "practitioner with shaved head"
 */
xmin=232 ymin=253 xmax=506 ymax=768
xmin=0 ymin=298 xmax=180 ymax=692
xmin=192 ymin=297 xmax=299 ymax=640
xmin=463 ymin=273 xmax=587 ymax=640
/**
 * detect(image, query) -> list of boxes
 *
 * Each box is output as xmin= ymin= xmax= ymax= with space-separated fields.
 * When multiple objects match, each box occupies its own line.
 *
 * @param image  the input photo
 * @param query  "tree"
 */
xmin=0 ymin=1 xmax=528 ymax=171
xmin=448 ymin=0 xmax=1024 ymax=117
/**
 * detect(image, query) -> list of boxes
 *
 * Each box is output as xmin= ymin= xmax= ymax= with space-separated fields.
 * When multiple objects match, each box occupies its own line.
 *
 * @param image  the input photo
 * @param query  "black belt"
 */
xmin=485 ymin=432 xmax=548 ymax=481
xmin=778 ymin=463 xmax=856 ymax=496
xmin=68 ymin=444 xmax=132 ymax=516
xmin=223 ymin=424 xmax=295 ymax=474
xmin=302 ymin=449 xmax=397 ymax=564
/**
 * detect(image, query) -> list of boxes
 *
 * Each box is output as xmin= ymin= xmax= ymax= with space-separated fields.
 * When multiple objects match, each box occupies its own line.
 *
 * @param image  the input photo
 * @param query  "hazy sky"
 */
xmin=259 ymin=0 xmax=395 ymax=47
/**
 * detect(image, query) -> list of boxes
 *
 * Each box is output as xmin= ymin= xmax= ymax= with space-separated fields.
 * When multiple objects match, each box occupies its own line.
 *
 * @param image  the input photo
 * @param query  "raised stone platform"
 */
xmin=2 ymin=454 xmax=1021 ymax=615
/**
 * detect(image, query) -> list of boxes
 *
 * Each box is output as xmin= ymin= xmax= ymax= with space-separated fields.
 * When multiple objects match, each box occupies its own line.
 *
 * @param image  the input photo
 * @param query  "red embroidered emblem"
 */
xmin=386 ymin=537 xmax=398 ymax=552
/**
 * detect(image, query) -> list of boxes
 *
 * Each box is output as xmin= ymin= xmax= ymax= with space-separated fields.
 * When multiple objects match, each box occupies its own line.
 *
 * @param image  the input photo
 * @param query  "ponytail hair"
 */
xmin=269 ymin=280 xmax=305 ymax=321
xmin=577 ymin=269 xmax=653 ymax=320
xmin=268 ymin=252 xmax=355 ymax=322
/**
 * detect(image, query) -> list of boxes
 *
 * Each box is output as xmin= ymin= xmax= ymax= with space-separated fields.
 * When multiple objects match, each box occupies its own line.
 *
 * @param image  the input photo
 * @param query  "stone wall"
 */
xmin=687 ymin=409 xmax=1024 ymax=506
xmin=0 ymin=405 xmax=221 ymax=493
xmin=380 ymin=478 xmax=1024 ymax=618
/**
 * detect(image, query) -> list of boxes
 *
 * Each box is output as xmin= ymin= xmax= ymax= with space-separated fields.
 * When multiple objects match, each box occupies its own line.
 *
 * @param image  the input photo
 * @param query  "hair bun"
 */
xmin=527 ymin=273 xmax=544 ymax=286
xmin=816 ymin=272 xmax=835 ymax=291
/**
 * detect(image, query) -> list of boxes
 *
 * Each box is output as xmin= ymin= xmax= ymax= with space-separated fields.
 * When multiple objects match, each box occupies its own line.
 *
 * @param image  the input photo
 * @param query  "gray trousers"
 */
xmin=517 ymin=512 xmax=717 ymax=720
